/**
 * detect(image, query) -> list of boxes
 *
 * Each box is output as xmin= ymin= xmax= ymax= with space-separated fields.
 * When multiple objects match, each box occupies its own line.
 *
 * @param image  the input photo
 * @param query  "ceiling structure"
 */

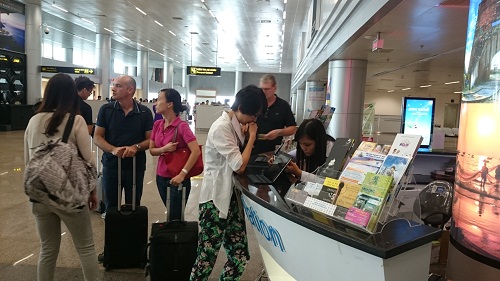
xmin=20 ymin=0 xmax=470 ymax=96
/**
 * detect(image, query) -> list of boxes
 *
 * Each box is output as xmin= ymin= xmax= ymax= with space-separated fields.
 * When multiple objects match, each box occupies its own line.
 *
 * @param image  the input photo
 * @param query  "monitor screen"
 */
xmin=400 ymin=97 xmax=435 ymax=147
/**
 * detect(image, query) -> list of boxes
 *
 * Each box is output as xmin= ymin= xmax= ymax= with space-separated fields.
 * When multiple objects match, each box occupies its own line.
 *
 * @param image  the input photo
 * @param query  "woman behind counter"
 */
xmin=286 ymin=118 xmax=335 ymax=182
xmin=190 ymin=85 xmax=267 ymax=281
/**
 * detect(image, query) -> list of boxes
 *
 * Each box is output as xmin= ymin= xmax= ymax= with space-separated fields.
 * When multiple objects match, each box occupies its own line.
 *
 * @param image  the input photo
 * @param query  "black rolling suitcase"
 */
xmin=146 ymin=185 xmax=198 ymax=281
xmin=103 ymin=157 xmax=148 ymax=270
xmin=95 ymin=146 xmax=106 ymax=213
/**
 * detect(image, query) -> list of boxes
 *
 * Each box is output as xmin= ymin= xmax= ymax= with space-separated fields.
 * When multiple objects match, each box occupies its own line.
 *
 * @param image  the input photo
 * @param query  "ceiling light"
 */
xmin=454 ymin=91 xmax=462 ymax=93
xmin=52 ymin=4 xmax=68 ymax=13
xmin=445 ymin=81 xmax=460 ymax=84
xmin=283 ymin=11 xmax=286 ymax=19
xmin=81 ymin=17 xmax=94 ymax=25
xmin=402 ymin=88 xmax=411 ymax=91
xmin=154 ymin=20 xmax=163 ymax=27
xmin=388 ymin=90 xmax=394 ymax=92
xmin=420 ymin=85 xmax=432 ymax=88
xmin=135 ymin=7 xmax=147 ymax=15
xmin=103 ymin=28 xmax=114 ymax=33
xmin=209 ymin=10 xmax=215 ymax=18
xmin=169 ymin=30 xmax=176 ymax=36
xmin=284 ymin=0 xmax=287 ymax=3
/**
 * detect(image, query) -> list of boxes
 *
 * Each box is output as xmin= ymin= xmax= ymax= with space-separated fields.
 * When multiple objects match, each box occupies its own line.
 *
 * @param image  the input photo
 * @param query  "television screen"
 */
xmin=400 ymin=97 xmax=435 ymax=147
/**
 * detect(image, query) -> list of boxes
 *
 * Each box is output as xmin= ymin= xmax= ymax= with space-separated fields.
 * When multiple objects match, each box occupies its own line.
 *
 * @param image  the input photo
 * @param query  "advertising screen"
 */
xmin=400 ymin=97 xmax=435 ymax=147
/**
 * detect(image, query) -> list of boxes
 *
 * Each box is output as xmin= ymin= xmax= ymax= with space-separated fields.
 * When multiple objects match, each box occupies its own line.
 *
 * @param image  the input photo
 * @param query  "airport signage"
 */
xmin=40 ymin=66 xmax=95 ymax=74
xmin=187 ymin=66 xmax=221 ymax=76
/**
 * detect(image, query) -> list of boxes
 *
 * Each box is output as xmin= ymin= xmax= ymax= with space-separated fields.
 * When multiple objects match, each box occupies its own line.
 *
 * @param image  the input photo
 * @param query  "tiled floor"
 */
xmin=0 ymin=130 xmax=264 ymax=281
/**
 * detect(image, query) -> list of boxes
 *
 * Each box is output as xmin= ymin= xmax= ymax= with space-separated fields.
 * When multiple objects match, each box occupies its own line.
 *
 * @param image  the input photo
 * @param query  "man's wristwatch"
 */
xmin=135 ymin=144 xmax=141 ymax=151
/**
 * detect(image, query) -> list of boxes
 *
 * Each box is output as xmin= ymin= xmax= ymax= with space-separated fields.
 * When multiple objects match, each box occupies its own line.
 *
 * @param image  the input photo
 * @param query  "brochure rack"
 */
xmin=285 ymin=134 xmax=424 ymax=234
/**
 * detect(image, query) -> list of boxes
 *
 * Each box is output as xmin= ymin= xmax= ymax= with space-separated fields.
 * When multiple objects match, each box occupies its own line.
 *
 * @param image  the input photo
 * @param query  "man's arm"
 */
xmin=94 ymin=126 xmax=122 ymax=155
xmin=264 ymin=126 xmax=297 ymax=141
xmin=136 ymin=131 xmax=151 ymax=151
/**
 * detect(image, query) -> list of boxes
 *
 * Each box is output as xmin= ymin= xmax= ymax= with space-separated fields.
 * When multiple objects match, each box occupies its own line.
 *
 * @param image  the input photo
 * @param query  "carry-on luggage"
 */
xmin=95 ymin=146 xmax=106 ymax=213
xmin=146 ymin=184 xmax=198 ymax=281
xmin=103 ymin=157 xmax=148 ymax=270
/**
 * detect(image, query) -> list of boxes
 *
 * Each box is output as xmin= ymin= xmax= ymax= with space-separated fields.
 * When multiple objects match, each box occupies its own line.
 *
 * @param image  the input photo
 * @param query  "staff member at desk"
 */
xmin=253 ymin=74 xmax=297 ymax=155
xmin=286 ymin=118 xmax=335 ymax=182
xmin=190 ymin=85 xmax=267 ymax=281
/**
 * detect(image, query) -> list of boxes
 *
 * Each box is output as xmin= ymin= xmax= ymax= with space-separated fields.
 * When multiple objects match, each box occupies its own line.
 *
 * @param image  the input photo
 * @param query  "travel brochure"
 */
xmin=285 ymin=133 xmax=423 ymax=233
xmin=308 ymin=105 xmax=335 ymax=129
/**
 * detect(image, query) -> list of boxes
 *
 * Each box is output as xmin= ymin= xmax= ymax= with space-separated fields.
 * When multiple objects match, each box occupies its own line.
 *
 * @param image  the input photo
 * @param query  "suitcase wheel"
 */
xmin=99 ymin=201 xmax=106 ymax=214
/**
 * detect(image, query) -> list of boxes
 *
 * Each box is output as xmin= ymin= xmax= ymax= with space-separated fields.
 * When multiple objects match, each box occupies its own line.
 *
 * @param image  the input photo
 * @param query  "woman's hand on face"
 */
xmin=162 ymin=142 xmax=178 ymax=153
xmin=247 ymin=122 xmax=258 ymax=136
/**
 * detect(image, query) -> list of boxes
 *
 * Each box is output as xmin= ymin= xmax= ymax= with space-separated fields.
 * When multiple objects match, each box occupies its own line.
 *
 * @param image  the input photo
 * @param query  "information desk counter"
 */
xmin=235 ymin=174 xmax=442 ymax=281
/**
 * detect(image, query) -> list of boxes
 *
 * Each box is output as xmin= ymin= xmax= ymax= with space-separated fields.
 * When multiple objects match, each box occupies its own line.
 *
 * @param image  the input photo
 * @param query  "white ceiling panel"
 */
xmin=15 ymin=0 xmax=471 ymax=96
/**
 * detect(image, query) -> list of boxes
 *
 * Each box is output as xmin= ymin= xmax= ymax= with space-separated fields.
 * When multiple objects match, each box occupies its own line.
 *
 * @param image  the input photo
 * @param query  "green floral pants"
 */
xmin=190 ymin=195 xmax=250 ymax=281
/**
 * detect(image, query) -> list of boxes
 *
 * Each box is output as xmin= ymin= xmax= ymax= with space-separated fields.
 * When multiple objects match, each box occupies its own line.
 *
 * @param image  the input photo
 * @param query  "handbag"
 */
xmin=164 ymin=124 xmax=204 ymax=178
xmin=24 ymin=114 xmax=97 ymax=212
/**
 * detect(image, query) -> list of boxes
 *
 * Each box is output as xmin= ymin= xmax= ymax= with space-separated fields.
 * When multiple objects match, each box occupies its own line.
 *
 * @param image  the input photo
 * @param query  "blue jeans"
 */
xmin=102 ymin=166 xmax=145 ymax=210
xmin=156 ymin=175 xmax=191 ymax=221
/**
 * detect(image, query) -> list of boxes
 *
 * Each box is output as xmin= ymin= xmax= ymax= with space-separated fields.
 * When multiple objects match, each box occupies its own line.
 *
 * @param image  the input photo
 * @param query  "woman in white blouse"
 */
xmin=24 ymin=73 xmax=100 ymax=281
xmin=190 ymin=85 xmax=267 ymax=281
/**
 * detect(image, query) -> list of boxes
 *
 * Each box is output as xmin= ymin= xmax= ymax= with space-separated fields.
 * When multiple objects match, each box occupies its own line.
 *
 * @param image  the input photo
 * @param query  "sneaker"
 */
xmin=101 ymin=212 xmax=106 ymax=219
xmin=98 ymin=252 xmax=104 ymax=263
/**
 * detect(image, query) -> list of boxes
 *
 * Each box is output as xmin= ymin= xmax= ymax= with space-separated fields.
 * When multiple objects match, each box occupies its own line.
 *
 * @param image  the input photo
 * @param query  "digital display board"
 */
xmin=187 ymin=66 xmax=221 ymax=76
xmin=400 ymin=97 xmax=435 ymax=147
xmin=40 ymin=66 xmax=95 ymax=74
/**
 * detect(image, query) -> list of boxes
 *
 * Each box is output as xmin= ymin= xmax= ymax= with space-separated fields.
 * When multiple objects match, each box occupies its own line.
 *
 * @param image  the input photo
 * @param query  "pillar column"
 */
xmin=65 ymin=48 xmax=73 ymax=64
xmin=295 ymin=88 xmax=305 ymax=124
xmin=446 ymin=1 xmax=500 ymax=280
xmin=137 ymin=50 xmax=149 ymax=100
xmin=327 ymin=60 xmax=367 ymax=140
xmin=25 ymin=1 xmax=42 ymax=104
xmin=163 ymin=60 xmax=173 ymax=88
xmin=235 ymin=71 xmax=243 ymax=93
xmin=291 ymin=91 xmax=297 ymax=115
xmin=96 ymin=33 xmax=111 ymax=99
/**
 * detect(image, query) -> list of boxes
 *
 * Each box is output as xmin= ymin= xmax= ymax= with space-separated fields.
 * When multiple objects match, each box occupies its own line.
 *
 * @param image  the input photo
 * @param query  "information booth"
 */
xmin=236 ymin=134 xmax=443 ymax=281
xmin=236 ymin=176 xmax=440 ymax=281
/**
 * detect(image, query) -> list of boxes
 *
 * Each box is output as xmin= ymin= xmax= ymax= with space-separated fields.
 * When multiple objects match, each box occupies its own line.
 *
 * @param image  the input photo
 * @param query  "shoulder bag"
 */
xmin=164 ymin=123 xmax=204 ymax=178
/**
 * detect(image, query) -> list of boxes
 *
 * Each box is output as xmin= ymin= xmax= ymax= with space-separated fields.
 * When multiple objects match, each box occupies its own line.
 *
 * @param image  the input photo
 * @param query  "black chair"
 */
xmin=413 ymin=180 xmax=453 ymax=229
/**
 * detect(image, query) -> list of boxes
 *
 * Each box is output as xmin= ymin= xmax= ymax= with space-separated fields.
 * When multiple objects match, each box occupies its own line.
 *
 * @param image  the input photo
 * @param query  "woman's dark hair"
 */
xmin=231 ymin=84 xmax=267 ymax=116
xmin=159 ymin=88 xmax=183 ymax=115
xmin=37 ymin=73 xmax=79 ymax=136
xmin=294 ymin=118 xmax=335 ymax=173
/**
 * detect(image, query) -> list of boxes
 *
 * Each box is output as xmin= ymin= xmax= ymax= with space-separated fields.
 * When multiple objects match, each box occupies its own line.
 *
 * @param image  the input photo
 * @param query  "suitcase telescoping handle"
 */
xmin=166 ymin=184 xmax=186 ymax=222
xmin=117 ymin=156 xmax=137 ymax=212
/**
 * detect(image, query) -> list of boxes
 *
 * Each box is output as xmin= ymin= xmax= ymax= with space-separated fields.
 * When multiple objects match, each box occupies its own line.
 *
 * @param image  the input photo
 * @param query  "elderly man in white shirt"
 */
xmin=190 ymin=85 xmax=267 ymax=281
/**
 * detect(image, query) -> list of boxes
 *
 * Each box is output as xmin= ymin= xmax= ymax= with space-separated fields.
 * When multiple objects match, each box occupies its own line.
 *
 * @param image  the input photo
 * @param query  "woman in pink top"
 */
xmin=149 ymin=88 xmax=201 ymax=220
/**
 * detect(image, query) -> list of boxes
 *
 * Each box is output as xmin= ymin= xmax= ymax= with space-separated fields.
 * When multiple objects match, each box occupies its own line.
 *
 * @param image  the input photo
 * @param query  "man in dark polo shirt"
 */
xmin=253 ymin=74 xmax=297 ymax=155
xmin=75 ymin=76 xmax=95 ymax=135
xmin=94 ymin=75 xmax=153 ymax=211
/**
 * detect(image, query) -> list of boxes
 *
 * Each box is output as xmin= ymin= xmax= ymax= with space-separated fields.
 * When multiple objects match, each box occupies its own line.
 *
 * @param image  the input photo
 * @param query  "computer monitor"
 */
xmin=400 ymin=97 xmax=435 ymax=148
